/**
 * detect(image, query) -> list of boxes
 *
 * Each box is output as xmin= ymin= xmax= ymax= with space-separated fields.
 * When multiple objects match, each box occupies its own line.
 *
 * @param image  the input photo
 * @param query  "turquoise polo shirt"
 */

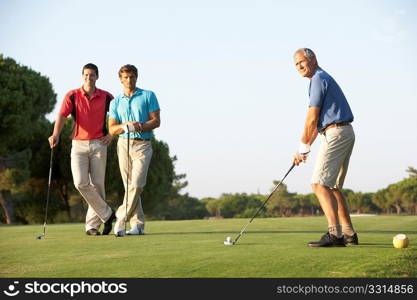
xmin=109 ymin=88 xmax=160 ymax=139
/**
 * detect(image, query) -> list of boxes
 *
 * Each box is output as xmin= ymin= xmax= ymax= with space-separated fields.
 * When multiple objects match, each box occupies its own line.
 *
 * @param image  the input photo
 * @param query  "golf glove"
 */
xmin=298 ymin=142 xmax=311 ymax=155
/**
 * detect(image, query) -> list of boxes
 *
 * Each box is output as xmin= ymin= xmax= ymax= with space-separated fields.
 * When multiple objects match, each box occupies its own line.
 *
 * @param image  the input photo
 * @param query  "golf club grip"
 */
xmin=48 ymin=147 xmax=54 ymax=186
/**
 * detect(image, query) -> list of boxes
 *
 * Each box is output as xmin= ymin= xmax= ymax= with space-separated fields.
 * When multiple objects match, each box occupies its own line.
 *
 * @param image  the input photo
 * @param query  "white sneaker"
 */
xmin=114 ymin=219 xmax=126 ymax=237
xmin=126 ymin=226 xmax=144 ymax=235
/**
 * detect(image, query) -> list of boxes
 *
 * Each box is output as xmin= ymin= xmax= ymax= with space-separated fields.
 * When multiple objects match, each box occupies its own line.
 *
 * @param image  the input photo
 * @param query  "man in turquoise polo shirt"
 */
xmin=108 ymin=64 xmax=160 ymax=237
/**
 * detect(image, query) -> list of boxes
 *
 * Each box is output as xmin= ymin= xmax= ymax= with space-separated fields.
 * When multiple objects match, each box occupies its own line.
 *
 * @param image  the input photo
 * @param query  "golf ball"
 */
xmin=224 ymin=237 xmax=234 ymax=245
xmin=393 ymin=234 xmax=409 ymax=248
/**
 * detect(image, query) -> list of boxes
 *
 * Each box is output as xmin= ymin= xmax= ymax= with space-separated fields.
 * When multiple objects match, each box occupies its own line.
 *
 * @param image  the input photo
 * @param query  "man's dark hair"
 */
xmin=82 ymin=63 xmax=99 ymax=77
xmin=119 ymin=64 xmax=138 ymax=78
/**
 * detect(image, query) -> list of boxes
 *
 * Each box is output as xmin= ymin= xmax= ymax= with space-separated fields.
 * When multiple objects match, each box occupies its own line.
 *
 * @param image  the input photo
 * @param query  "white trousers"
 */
xmin=71 ymin=139 xmax=112 ymax=231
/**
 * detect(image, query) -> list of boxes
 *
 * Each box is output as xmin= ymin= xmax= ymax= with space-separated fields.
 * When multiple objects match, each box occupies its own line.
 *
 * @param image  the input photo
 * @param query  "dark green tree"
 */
xmin=202 ymin=197 xmax=221 ymax=217
xmin=346 ymin=192 xmax=376 ymax=214
xmin=292 ymin=193 xmax=320 ymax=216
xmin=162 ymin=194 xmax=208 ymax=220
xmin=386 ymin=183 xmax=404 ymax=215
xmin=401 ymin=176 xmax=417 ymax=214
xmin=0 ymin=55 xmax=56 ymax=223
xmin=12 ymin=118 xmax=67 ymax=224
xmin=266 ymin=182 xmax=296 ymax=217
xmin=136 ymin=139 xmax=176 ymax=216
xmin=218 ymin=193 xmax=263 ymax=218
xmin=372 ymin=189 xmax=391 ymax=214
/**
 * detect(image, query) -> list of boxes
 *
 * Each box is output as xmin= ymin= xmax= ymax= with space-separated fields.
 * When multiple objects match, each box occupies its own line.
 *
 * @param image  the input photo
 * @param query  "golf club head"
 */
xmin=36 ymin=235 xmax=45 ymax=240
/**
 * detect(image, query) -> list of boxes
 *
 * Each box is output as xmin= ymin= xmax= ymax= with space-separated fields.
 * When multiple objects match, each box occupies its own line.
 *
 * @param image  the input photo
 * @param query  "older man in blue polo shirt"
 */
xmin=108 ymin=64 xmax=160 ymax=237
xmin=293 ymin=48 xmax=358 ymax=247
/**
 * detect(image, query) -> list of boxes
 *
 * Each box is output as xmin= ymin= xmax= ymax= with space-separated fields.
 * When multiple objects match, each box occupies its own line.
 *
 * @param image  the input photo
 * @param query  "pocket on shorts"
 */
xmin=324 ymin=129 xmax=339 ymax=144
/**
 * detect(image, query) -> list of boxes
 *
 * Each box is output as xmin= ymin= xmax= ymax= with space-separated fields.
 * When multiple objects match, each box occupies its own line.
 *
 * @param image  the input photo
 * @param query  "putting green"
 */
xmin=0 ymin=216 xmax=416 ymax=278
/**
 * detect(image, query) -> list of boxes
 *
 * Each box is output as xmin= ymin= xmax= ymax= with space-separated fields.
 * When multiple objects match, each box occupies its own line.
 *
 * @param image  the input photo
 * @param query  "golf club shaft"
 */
xmin=42 ymin=147 xmax=54 ymax=237
xmin=125 ymin=130 xmax=130 ymax=231
xmin=233 ymin=163 xmax=295 ymax=244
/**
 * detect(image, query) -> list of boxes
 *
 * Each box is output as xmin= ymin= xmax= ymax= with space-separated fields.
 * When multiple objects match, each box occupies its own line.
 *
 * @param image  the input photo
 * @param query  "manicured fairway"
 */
xmin=0 ymin=216 xmax=416 ymax=278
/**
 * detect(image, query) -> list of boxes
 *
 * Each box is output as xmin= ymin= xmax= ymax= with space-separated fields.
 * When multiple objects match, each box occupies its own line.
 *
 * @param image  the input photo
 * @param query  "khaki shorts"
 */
xmin=312 ymin=124 xmax=355 ymax=189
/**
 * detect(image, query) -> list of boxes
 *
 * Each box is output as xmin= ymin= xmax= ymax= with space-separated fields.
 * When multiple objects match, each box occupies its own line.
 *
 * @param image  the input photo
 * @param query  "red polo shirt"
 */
xmin=59 ymin=87 xmax=113 ymax=140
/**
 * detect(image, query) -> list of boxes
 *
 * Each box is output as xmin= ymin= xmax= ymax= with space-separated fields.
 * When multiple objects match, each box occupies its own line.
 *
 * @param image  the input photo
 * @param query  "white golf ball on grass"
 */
xmin=224 ymin=236 xmax=234 ymax=245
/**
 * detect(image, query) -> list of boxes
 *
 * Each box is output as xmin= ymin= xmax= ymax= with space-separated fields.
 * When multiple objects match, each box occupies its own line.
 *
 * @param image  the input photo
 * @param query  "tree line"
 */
xmin=1 ymin=55 xmax=416 ymax=224
xmin=200 ymin=167 xmax=417 ymax=219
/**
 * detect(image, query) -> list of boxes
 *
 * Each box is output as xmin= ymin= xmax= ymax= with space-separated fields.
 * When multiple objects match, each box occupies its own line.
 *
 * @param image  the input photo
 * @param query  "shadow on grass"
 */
xmin=229 ymin=242 xmax=396 ymax=248
xmin=148 ymin=230 xmax=324 ymax=236
xmin=359 ymin=243 xmax=393 ymax=247
xmin=359 ymin=230 xmax=417 ymax=234
xmin=148 ymin=229 xmax=417 ymax=236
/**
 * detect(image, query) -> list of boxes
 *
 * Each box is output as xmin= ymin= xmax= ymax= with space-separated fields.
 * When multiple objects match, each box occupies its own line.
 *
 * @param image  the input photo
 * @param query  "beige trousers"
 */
xmin=71 ymin=139 xmax=112 ymax=231
xmin=116 ymin=138 xmax=153 ymax=230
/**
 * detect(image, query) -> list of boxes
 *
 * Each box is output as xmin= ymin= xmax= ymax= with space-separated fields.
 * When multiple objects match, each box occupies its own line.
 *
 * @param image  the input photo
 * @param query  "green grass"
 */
xmin=0 ymin=216 xmax=416 ymax=278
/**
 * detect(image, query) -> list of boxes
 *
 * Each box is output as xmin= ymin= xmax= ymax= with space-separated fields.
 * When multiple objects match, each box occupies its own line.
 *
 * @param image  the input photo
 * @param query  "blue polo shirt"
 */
xmin=309 ymin=68 xmax=354 ymax=131
xmin=109 ymin=88 xmax=160 ymax=139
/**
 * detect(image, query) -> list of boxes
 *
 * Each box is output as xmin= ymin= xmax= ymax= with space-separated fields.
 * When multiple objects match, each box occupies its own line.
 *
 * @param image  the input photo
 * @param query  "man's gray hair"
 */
xmin=295 ymin=48 xmax=316 ymax=61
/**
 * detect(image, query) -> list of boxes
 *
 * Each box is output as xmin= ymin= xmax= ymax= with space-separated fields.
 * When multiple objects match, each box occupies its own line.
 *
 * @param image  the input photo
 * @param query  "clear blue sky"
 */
xmin=1 ymin=0 xmax=416 ymax=199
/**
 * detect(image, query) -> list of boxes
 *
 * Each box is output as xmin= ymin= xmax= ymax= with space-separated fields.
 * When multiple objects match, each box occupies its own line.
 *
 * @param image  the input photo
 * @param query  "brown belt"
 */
xmin=320 ymin=122 xmax=350 ymax=134
xmin=132 ymin=138 xmax=151 ymax=141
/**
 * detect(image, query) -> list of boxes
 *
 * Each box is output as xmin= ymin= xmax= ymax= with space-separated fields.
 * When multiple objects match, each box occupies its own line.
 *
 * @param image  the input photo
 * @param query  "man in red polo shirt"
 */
xmin=48 ymin=63 xmax=116 ymax=236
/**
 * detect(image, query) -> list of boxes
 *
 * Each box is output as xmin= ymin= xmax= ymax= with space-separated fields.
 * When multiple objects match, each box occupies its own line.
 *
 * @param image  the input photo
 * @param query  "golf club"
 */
xmin=36 ymin=147 xmax=54 ymax=239
xmin=115 ymin=124 xmax=132 ymax=237
xmin=224 ymin=163 xmax=295 ymax=245
xmin=124 ymin=127 xmax=130 ymax=234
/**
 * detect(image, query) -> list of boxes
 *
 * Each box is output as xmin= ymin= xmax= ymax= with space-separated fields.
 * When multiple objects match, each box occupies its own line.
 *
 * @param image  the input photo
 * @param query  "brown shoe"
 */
xmin=308 ymin=232 xmax=346 ymax=247
xmin=86 ymin=229 xmax=101 ymax=236
xmin=344 ymin=233 xmax=359 ymax=245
